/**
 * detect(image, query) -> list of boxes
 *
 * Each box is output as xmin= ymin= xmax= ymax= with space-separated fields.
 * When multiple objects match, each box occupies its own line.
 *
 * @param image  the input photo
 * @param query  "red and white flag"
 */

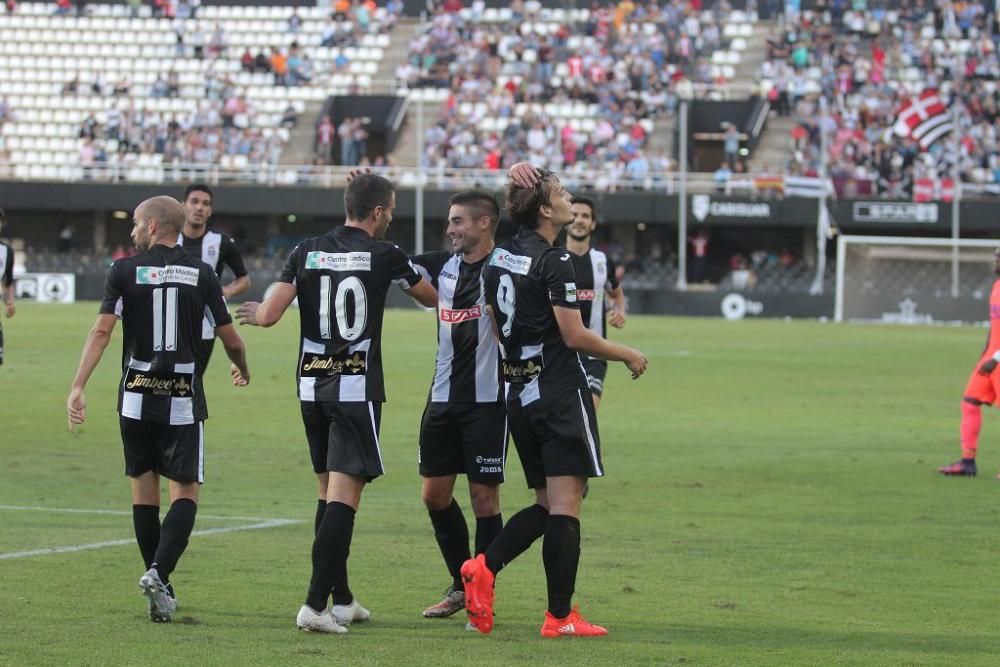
xmin=913 ymin=177 xmax=955 ymax=202
xmin=893 ymin=90 xmax=954 ymax=150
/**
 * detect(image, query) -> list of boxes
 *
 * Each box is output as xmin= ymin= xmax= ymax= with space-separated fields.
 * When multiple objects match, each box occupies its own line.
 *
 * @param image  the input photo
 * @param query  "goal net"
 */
xmin=835 ymin=235 xmax=998 ymax=324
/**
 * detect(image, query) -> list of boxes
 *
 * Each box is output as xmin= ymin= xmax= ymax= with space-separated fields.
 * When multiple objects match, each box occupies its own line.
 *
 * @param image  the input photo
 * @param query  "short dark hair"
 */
xmin=505 ymin=169 xmax=557 ymax=230
xmin=345 ymin=173 xmax=395 ymax=221
xmin=570 ymin=195 xmax=597 ymax=222
xmin=448 ymin=191 xmax=500 ymax=229
xmin=183 ymin=183 xmax=213 ymax=203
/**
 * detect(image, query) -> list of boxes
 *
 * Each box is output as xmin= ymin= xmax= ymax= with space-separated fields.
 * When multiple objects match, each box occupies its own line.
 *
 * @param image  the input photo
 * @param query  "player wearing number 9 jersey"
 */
xmin=236 ymin=173 xmax=437 ymax=634
xmin=461 ymin=165 xmax=648 ymax=638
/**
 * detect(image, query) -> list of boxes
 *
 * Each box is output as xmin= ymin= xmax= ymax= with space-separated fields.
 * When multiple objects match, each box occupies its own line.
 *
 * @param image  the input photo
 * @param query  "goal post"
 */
xmin=834 ymin=235 xmax=999 ymax=324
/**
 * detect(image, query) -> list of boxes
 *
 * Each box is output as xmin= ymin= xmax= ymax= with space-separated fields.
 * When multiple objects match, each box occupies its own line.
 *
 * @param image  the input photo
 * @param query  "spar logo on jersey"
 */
xmin=136 ymin=265 xmax=200 ymax=286
xmin=489 ymin=250 xmax=532 ymax=275
xmin=440 ymin=305 xmax=483 ymax=323
xmin=576 ymin=289 xmax=596 ymax=301
xmin=305 ymin=251 xmax=372 ymax=272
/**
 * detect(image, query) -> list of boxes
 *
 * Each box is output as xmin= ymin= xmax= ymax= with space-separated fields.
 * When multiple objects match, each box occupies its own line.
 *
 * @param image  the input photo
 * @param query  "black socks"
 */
xmin=542 ymin=514 xmax=581 ymax=619
xmin=474 ymin=513 xmax=503 ymax=557
xmin=306 ymin=501 xmax=356 ymax=612
xmin=484 ymin=503 xmax=548 ymax=575
xmin=151 ymin=498 xmax=198 ymax=584
xmin=429 ymin=499 xmax=471 ymax=590
xmin=132 ymin=504 xmax=160 ymax=569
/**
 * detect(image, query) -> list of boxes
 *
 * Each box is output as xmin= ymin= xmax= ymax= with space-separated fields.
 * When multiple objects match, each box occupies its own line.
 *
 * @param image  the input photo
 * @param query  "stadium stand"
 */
xmin=402 ymin=2 xmax=757 ymax=178
xmin=763 ymin=4 xmax=1000 ymax=198
xmin=0 ymin=0 xmax=398 ymax=180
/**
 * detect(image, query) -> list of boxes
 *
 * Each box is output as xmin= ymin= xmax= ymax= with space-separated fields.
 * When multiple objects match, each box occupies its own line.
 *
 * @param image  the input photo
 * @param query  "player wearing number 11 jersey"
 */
xmin=236 ymin=173 xmax=437 ymax=634
xmin=67 ymin=196 xmax=250 ymax=623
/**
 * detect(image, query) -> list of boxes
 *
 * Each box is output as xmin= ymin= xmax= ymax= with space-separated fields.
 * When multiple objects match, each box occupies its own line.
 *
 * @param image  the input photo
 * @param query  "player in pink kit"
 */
xmin=939 ymin=247 xmax=1000 ymax=479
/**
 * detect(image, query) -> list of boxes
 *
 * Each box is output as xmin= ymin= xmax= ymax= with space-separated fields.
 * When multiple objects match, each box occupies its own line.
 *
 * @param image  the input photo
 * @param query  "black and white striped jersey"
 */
xmin=279 ymin=225 xmax=423 ymax=403
xmin=99 ymin=244 xmax=232 ymax=424
xmin=570 ymin=249 xmax=619 ymax=339
xmin=177 ymin=230 xmax=248 ymax=341
xmin=0 ymin=242 xmax=13 ymax=288
xmin=482 ymin=229 xmax=589 ymax=407
xmin=411 ymin=251 xmax=502 ymax=404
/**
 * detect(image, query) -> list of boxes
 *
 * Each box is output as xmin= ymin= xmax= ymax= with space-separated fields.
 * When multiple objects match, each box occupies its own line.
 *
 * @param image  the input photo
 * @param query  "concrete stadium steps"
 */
xmin=748 ymin=114 xmax=796 ymax=173
xmin=732 ymin=21 xmax=774 ymax=83
xmin=279 ymin=101 xmax=325 ymax=165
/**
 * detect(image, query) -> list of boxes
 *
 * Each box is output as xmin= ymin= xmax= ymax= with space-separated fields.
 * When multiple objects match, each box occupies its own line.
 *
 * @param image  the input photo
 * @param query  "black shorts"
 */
xmin=120 ymin=416 xmax=205 ymax=484
xmin=581 ymin=357 xmax=608 ymax=396
xmin=508 ymin=387 xmax=604 ymax=489
xmin=419 ymin=401 xmax=507 ymax=483
xmin=301 ymin=401 xmax=384 ymax=481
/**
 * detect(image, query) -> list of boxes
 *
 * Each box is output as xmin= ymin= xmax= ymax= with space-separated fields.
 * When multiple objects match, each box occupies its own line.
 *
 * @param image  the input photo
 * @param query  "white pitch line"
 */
xmin=0 ymin=504 xmax=289 ymax=522
xmin=0 ymin=518 xmax=301 ymax=561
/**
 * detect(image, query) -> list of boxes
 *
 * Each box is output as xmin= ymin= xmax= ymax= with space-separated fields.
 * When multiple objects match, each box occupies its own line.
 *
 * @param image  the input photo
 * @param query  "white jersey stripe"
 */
xmin=121 ymin=393 xmax=143 ymax=420
xmin=431 ymin=255 xmax=460 ymax=402
xmin=588 ymin=249 xmax=607 ymax=334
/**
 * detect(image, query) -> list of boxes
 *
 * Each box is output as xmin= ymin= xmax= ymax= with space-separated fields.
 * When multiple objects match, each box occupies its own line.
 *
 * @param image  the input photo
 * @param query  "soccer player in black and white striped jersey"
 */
xmin=0 ymin=205 xmax=15 ymax=365
xmin=67 ymin=196 xmax=251 ymax=623
xmin=566 ymin=196 xmax=626 ymax=411
xmin=462 ymin=164 xmax=648 ymax=638
xmin=236 ymin=173 xmax=437 ymax=634
xmin=177 ymin=184 xmax=251 ymax=367
xmin=409 ymin=192 xmax=506 ymax=621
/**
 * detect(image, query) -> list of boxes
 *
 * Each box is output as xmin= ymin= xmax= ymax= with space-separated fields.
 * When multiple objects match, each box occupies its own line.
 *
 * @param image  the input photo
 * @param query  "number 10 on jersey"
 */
xmin=318 ymin=275 xmax=368 ymax=342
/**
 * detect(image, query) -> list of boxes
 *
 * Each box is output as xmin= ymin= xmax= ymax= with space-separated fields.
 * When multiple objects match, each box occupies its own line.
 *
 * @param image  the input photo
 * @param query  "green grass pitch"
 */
xmin=1 ymin=303 xmax=998 ymax=665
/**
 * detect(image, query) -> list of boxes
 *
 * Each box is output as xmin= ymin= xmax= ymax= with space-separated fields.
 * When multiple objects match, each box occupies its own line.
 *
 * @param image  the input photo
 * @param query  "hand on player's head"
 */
xmin=509 ymin=162 xmax=542 ymax=189
xmin=346 ymin=167 xmax=373 ymax=183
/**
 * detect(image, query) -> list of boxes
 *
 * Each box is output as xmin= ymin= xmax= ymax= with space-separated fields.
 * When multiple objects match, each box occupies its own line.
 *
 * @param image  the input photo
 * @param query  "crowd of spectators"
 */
xmin=405 ymin=1 xmax=744 ymax=174
xmin=74 ymin=100 xmax=285 ymax=171
xmin=766 ymin=2 xmax=1000 ymax=197
xmin=15 ymin=0 xmax=403 ymax=170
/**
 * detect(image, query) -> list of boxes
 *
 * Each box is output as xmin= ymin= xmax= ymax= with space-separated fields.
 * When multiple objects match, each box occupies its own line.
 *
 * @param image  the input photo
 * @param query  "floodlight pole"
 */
xmin=415 ymin=96 xmax=425 ymax=254
xmin=950 ymin=104 xmax=961 ymax=298
xmin=676 ymin=99 xmax=688 ymax=291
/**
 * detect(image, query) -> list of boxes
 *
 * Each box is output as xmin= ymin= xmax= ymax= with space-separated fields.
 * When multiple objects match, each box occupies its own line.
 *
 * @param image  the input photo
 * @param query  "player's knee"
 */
xmin=421 ymin=486 xmax=453 ymax=511
xmin=469 ymin=483 xmax=500 ymax=516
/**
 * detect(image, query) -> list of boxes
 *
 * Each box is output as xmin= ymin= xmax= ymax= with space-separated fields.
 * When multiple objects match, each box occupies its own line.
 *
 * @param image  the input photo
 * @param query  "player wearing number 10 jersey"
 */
xmin=236 ymin=173 xmax=437 ymax=634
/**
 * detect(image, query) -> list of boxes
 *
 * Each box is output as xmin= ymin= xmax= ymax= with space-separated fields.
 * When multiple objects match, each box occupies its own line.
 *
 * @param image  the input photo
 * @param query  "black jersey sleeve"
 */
xmin=219 ymin=235 xmax=249 ymax=278
xmin=409 ymin=250 xmax=450 ymax=288
xmin=541 ymin=250 xmax=580 ymax=309
xmin=98 ymin=261 xmax=125 ymax=316
xmin=2 ymin=245 xmax=13 ymax=287
xmin=201 ymin=265 xmax=233 ymax=328
xmin=606 ymin=255 xmax=620 ymax=290
xmin=278 ymin=245 xmax=302 ymax=284
xmin=385 ymin=244 xmax=422 ymax=288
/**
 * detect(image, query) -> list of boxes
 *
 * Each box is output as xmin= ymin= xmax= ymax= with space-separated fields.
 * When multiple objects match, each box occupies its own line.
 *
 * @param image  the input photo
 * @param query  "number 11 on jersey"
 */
xmin=152 ymin=287 xmax=178 ymax=351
